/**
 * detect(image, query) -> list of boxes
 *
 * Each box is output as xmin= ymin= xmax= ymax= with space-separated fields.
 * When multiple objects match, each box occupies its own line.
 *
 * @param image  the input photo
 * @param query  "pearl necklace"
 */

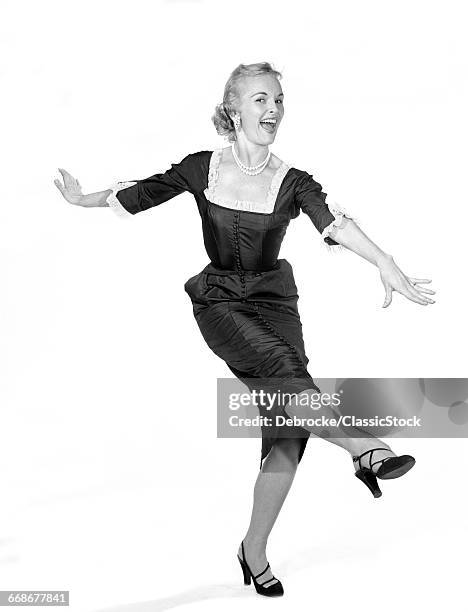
xmin=231 ymin=143 xmax=271 ymax=176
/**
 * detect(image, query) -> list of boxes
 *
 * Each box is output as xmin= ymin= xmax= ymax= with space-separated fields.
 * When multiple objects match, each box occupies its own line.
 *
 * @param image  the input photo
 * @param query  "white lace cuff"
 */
xmin=106 ymin=181 xmax=137 ymax=218
xmin=321 ymin=199 xmax=358 ymax=253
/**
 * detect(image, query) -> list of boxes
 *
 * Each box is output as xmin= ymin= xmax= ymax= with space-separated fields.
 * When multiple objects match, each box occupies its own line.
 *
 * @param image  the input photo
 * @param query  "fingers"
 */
xmin=58 ymin=168 xmax=72 ymax=179
xmin=407 ymin=278 xmax=436 ymax=302
xmin=58 ymin=167 xmax=75 ymax=189
xmin=405 ymin=279 xmax=435 ymax=303
xmin=401 ymin=283 xmax=434 ymax=305
xmin=408 ymin=278 xmax=436 ymax=295
xmin=403 ymin=273 xmax=436 ymax=304
xmin=53 ymin=177 xmax=64 ymax=194
xmin=382 ymin=280 xmax=436 ymax=307
xmin=55 ymin=168 xmax=67 ymax=191
xmin=58 ymin=168 xmax=68 ymax=184
xmin=381 ymin=270 xmax=437 ymax=308
xmin=54 ymin=168 xmax=83 ymax=200
xmin=409 ymin=293 xmax=431 ymax=305
xmin=413 ymin=286 xmax=436 ymax=295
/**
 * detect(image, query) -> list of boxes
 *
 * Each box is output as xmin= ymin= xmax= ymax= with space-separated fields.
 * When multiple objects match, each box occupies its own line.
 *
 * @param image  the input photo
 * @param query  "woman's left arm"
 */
xmin=328 ymin=218 xmax=436 ymax=308
xmin=294 ymin=171 xmax=436 ymax=308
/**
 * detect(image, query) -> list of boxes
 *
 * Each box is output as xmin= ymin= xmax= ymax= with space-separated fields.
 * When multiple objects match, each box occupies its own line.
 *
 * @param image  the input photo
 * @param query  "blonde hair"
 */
xmin=211 ymin=62 xmax=283 ymax=142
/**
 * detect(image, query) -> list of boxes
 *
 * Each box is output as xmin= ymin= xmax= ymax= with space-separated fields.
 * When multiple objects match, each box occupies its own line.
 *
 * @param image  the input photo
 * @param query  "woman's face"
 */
xmin=234 ymin=74 xmax=284 ymax=145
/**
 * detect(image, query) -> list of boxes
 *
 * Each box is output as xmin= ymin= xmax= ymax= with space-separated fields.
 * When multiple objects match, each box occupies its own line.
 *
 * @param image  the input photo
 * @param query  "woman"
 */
xmin=54 ymin=62 xmax=436 ymax=598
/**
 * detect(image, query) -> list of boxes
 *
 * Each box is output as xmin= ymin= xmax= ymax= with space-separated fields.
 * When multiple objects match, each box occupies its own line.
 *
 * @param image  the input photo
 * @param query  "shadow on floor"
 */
xmin=93 ymin=583 xmax=252 ymax=612
xmin=93 ymin=541 xmax=379 ymax=611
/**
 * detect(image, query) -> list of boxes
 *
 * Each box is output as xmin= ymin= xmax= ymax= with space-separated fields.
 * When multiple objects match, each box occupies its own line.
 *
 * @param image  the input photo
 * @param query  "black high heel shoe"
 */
xmin=352 ymin=447 xmax=416 ymax=498
xmin=237 ymin=541 xmax=284 ymax=597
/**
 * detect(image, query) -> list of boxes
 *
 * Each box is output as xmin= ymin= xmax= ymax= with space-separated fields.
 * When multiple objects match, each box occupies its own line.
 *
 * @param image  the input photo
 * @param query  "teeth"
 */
xmin=261 ymin=119 xmax=277 ymax=124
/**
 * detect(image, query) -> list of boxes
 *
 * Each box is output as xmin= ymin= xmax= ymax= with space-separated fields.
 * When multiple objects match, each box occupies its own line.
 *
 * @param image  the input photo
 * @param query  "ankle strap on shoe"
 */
xmin=254 ymin=563 xmax=270 ymax=580
xmin=352 ymin=447 xmax=391 ymax=470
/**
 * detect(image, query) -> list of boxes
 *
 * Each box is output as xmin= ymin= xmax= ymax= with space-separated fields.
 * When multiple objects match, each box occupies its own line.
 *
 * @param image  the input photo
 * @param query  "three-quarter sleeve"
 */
xmin=294 ymin=171 xmax=356 ymax=249
xmin=106 ymin=153 xmax=196 ymax=217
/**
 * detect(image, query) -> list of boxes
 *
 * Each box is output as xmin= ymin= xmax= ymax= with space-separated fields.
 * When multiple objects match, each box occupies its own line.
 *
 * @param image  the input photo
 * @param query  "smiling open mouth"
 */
xmin=259 ymin=118 xmax=277 ymax=133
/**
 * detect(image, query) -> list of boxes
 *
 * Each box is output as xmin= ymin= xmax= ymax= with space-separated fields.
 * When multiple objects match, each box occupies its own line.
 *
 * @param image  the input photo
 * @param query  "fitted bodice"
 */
xmin=196 ymin=191 xmax=291 ymax=271
xmin=107 ymin=148 xmax=352 ymax=269
xmin=195 ymin=149 xmax=293 ymax=271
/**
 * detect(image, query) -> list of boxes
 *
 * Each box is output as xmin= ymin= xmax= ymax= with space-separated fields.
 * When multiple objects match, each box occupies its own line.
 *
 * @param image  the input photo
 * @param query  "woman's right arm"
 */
xmin=54 ymin=152 xmax=200 ymax=215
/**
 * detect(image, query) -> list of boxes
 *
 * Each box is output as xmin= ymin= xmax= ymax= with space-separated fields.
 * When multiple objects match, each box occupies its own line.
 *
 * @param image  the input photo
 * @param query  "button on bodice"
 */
xmin=199 ymin=201 xmax=290 ymax=272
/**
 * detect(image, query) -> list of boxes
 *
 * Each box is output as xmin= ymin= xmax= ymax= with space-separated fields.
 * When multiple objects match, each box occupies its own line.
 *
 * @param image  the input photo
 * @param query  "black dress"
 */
xmin=109 ymin=148 xmax=351 ymax=469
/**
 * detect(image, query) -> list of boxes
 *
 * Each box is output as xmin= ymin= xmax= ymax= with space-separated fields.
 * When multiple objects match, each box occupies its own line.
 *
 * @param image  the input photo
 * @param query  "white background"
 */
xmin=2 ymin=0 xmax=467 ymax=610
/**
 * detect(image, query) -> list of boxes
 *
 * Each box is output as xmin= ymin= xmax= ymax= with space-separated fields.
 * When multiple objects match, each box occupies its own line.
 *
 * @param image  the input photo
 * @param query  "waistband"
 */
xmin=184 ymin=258 xmax=297 ymax=304
xmin=202 ymin=259 xmax=291 ymax=277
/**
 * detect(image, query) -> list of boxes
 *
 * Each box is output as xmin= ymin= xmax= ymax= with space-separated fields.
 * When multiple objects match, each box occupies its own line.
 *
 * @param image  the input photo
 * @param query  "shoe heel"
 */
xmin=238 ymin=542 xmax=284 ymax=597
xmin=238 ymin=555 xmax=251 ymax=585
xmin=355 ymin=468 xmax=382 ymax=498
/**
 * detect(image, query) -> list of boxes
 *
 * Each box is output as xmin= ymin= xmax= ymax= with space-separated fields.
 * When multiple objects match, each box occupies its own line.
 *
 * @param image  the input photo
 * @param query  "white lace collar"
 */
xmin=203 ymin=147 xmax=291 ymax=214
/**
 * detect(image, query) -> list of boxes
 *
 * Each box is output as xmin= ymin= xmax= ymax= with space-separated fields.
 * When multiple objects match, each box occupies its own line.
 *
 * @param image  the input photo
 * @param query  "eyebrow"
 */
xmin=250 ymin=91 xmax=284 ymax=98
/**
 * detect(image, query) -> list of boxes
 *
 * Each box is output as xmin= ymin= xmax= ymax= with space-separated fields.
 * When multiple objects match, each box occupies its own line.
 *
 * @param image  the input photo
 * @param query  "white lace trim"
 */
xmin=203 ymin=147 xmax=290 ymax=214
xmin=321 ymin=198 xmax=358 ymax=253
xmin=106 ymin=181 xmax=137 ymax=218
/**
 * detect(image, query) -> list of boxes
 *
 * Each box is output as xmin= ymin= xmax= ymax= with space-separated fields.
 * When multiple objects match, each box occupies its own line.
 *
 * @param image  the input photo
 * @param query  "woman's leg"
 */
xmin=284 ymin=390 xmax=397 ymax=469
xmin=237 ymin=437 xmax=302 ymax=587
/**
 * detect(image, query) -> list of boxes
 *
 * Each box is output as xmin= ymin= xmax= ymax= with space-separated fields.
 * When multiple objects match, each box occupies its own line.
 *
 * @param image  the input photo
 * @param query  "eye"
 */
xmin=276 ymin=99 xmax=283 ymax=104
xmin=256 ymin=98 xmax=266 ymax=103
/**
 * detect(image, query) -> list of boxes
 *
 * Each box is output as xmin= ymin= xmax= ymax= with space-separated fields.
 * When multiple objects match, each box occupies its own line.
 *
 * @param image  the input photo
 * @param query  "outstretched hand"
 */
xmin=54 ymin=168 xmax=84 ymax=205
xmin=378 ymin=255 xmax=436 ymax=307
